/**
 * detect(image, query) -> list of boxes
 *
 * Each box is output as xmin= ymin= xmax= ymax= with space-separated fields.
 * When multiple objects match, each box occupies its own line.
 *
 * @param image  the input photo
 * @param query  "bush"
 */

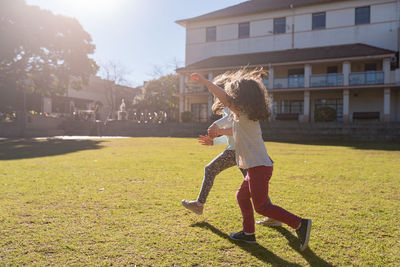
xmin=314 ymin=106 xmax=337 ymax=122
xmin=181 ymin=111 xmax=193 ymax=123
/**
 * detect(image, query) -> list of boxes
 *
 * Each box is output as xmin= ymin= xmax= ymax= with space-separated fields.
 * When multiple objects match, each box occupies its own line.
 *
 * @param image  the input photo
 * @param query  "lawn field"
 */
xmin=0 ymin=137 xmax=399 ymax=266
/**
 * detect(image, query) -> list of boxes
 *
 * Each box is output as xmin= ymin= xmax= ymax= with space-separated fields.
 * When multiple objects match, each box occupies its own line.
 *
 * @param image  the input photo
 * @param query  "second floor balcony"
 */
xmin=349 ymin=71 xmax=384 ymax=85
xmin=274 ymin=76 xmax=305 ymax=89
xmin=311 ymin=73 xmax=344 ymax=87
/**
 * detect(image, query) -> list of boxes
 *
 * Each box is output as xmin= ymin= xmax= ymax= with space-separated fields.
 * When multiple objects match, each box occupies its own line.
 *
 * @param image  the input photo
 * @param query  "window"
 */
xmin=312 ymin=12 xmax=326 ymax=30
xmin=273 ymin=17 xmax=286 ymax=34
xmin=280 ymin=100 xmax=303 ymax=114
xmin=238 ymin=22 xmax=250 ymax=39
xmin=288 ymin=68 xmax=305 ymax=88
xmin=315 ymin=99 xmax=343 ymax=122
xmin=365 ymin=63 xmax=377 ymax=71
xmin=191 ymin=103 xmax=208 ymax=122
xmin=206 ymin=26 xmax=216 ymax=42
xmin=355 ymin=6 xmax=370 ymax=25
xmin=327 ymin=66 xmax=338 ymax=73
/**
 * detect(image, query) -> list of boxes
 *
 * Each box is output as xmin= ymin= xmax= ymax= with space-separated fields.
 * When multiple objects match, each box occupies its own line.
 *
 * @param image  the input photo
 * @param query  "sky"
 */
xmin=26 ymin=0 xmax=246 ymax=87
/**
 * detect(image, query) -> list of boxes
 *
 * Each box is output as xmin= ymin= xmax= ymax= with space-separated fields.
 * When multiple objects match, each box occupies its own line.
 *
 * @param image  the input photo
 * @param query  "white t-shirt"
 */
xmin=212 ymin=107 xmax=235 ymax=150
xmin=232 ymin=113 xmax=273 ymax=169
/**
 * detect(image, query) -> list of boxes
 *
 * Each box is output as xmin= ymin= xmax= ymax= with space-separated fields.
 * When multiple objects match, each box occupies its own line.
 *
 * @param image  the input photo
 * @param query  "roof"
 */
xmin=177 ymin=44 xmax=395 ymax=72
xmin=176 ymin=0 xmax=343 ymax=27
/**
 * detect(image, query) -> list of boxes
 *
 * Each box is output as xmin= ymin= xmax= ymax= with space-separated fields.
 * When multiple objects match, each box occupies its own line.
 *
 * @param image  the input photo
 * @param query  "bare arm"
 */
xmin=217 ymin=128 xmax=233 ymax=136
xmin=190 ymin=73 xmax=239 ymax=115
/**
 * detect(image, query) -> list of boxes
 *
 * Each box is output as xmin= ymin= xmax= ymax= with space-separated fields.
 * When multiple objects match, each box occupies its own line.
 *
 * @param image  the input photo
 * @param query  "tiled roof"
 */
xmin=177 ymin=0 xmax=343 ymax=26
xmin=177 ymin=44 xmax=395 ymax=72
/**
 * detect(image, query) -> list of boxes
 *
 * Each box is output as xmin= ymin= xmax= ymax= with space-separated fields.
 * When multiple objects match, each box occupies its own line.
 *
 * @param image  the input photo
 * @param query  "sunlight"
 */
xmin=52 ymin=0 xmax=121 ymax=17
xmin=76 ymin=0 xmax=116 ymax=13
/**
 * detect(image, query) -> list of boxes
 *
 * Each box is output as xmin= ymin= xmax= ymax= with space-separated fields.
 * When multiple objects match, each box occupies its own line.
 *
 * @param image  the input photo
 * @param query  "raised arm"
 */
xmin=190 ymin=73 xmax=239 ymax=115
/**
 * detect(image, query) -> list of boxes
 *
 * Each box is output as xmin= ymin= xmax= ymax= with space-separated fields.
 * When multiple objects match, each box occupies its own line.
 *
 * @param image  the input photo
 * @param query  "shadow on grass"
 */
xmin=271 ymin=226 xmax=334 ymax=267
xmin=191 ymin=221 xmax=302 ymax=266
xmin=266 ymin=140 xmax=400 ymax=151
xmin=0 ymin=139 xmax=104 ymax=160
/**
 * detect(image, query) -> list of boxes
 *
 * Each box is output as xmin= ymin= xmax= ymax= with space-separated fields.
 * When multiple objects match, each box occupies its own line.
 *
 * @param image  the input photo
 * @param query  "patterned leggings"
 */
xmin=197 ymin=150 xmax=247 ymax=204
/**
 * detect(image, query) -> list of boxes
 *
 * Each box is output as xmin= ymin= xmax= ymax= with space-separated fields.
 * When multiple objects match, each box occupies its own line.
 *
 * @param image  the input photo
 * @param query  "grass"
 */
xmin=0 ymin=137 xmax=399 ymax=266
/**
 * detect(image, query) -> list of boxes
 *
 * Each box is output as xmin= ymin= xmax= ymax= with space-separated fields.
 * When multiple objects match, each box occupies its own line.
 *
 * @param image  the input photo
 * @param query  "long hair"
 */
xmin=224 ymin=68 xmax=271 ymax=121
xmin=211 ymin=73 xmax=231 ymax=115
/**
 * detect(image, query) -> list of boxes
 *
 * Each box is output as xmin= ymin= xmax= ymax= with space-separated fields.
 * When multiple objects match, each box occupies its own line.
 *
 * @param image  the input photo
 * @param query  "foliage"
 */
xmin=181 ymin=111 xmax=193 ymax=122
xmin=0 ymin=0 xmax=98 ymax=108
xmin=98 ymin=61 xmax=133 ymax=115
xmin=133 ymin=74 xmax=179 ymax=121
xmin=0 ymin=138 xmax=399 ymax=265
xmin=314 ymin=106 xmax=337 ymax=122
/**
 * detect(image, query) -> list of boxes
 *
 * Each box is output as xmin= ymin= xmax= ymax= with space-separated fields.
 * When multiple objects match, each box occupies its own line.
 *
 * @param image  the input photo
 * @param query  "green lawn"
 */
xmin=0 ymin=137 xmax=399 ymax=266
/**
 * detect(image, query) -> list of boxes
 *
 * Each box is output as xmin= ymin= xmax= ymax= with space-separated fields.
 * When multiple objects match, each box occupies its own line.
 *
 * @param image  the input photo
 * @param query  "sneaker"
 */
xmin=256 ymin=217 xmax=282 ymax=227
xmin=229 ymin=231 xmax=257 ymax=244
xmin=296 ymin=219 xmax=312 ymax=251
xmin=181 ymin=199 xmax=203 ymax=215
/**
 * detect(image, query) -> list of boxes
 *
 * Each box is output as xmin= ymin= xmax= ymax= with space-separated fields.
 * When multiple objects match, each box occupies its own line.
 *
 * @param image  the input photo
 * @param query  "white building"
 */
xmin=42 ymin=76 xmax=137 ymax=120
xmin=176 ymin=0 xmax=400 ymax=123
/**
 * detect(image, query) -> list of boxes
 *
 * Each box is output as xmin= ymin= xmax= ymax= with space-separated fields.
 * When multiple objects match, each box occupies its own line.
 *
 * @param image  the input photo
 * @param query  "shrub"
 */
xmin=314 ymin=106 xmax=337 ymax=122
xmin=181 ymin=111 xmax=193 ymax=123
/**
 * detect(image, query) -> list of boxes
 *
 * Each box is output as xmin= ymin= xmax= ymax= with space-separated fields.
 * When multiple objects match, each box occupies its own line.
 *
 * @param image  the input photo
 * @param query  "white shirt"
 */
xmin=212 ymin=107 xmax=235 ymax=150
xmin=232 ymin=113 xmax=273 ymax=169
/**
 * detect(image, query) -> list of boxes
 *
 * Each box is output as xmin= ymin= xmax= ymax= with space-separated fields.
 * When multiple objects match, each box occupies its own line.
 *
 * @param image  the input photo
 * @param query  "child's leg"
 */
xmin=196 ymin=150 xmax=236 ymax=204
xmin=236 ymin=179 xmax=256 ymax=233
xmin=248 ymin=166 xmax=301 ymax=229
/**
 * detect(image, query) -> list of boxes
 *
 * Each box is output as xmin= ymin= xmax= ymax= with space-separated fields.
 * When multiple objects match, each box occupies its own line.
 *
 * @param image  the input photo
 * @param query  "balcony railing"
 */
xmin=349 ymin=71 xmax=384 ymax=85
xmin=310 ymin=73 xmax=344 ymax=87
xmin=274 ymin=76 xmax=304 ymax=89
xmin=185 ymin=82 xmax=208 ymax=93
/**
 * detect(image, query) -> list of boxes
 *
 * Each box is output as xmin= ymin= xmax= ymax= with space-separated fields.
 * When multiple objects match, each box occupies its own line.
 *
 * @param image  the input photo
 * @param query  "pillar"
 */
xmin=179 ymin=74 xmax=185 ymax=122
xmin=207 ymin=72 xmax=214 ymax=119
xmin=342 ymin=61 xmax=351 ymax=86
xmin=268 ymin=66 xmax=274 ymax=90
xmin=343 ymin=89 xmax=349 ymax=123
xmin=304 ymin=64 xmax=312 ymax=88
xmin=383 ymin=58 xmax=391 ymax=84
xmin=303 ymin=90 xmax=310 ymax=122
xmin=269 ymin=92 xmax=274 ymax=121
xmin=384 ymin=88 xmax=391 ymax=122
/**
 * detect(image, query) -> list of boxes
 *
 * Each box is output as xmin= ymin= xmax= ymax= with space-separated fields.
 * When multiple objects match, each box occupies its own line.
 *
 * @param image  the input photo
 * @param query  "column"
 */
xmin=383 ymin=58 xmax=391 ymax=84
xmin=179 ymin=74 xmax=185 ymax=122
xmin=268 ymin=66 xmax=274 ymax=90
xmin=207 ymin=72 xmax=214 ymax=119
xmin=343 ymin=89 xmax=349 ymax=123
xmin=179 ymin=74 xmax=185 ymax=94
xmin=43 ymin=97 xmax=52 ymax=114
xmin=342 ymin=61 xmax=351 ymax=86
xmin=304 ymin=64 xmax=312 ymax=88
xmin=384 ymin=88 xmax=391 ymax=122
xmin=303 ymin=90 xmax=310 ymax=122
xmin=269 ymin=92 xmax=274 ymax=122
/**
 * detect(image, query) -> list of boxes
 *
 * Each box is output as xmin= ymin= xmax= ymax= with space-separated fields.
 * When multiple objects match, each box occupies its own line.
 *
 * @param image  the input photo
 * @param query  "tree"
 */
xmin=134 ymin=74 xmax=179 ymax=121
xmin=0 ymin=0 xmax=98 ymax=110
xmin=99 ymin=61 xmax=130 ymax=118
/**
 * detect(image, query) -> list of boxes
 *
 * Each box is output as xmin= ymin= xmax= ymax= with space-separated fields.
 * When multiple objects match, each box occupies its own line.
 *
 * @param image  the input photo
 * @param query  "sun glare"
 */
xmin=68 ymin=0 xmax=119 ymax=16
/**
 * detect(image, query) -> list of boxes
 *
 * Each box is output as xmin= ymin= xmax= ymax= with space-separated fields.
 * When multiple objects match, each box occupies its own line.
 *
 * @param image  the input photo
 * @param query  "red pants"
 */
xmin=236 ymin=165 xmax=301 ymax=233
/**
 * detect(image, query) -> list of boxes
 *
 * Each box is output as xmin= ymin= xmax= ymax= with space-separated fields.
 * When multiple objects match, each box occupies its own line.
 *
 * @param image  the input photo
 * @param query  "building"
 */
xmin=176 ymin=0 xmax=400 ymax=123
xmin=42 ymin=76 xmax=138 ymax=120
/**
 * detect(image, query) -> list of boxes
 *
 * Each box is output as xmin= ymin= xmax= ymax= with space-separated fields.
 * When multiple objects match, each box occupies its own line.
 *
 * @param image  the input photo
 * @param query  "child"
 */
xmin=190 ymin=69 xmax=311 ymax=251
xmin=182 ymin=75 xmax=281 ymax=227
xmin=182 ymin=74 xmax=246 ymax=214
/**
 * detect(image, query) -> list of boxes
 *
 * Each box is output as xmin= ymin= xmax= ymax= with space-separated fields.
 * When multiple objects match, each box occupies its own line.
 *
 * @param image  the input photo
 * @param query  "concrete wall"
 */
xmin=1 ymin=120 xmax=400 ymax=141
xmin=185 ymin=0 xmax=399 ymax=65
xmin=349 ymin=88 xmax=384 ymax=120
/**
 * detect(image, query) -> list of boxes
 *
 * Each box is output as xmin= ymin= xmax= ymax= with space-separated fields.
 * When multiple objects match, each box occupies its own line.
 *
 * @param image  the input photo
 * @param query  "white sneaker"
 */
xmin=256 ymin=217 xmax=282 ymax=227
xmin=182 ymin=199 xmax=203 ymax=215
